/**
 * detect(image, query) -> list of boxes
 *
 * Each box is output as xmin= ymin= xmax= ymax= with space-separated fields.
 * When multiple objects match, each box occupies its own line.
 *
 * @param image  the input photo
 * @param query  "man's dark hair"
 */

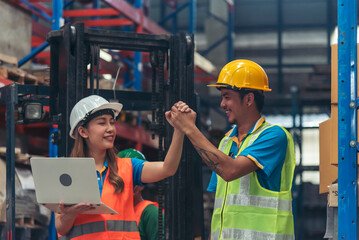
xmin=238 ymin=88 xmax=265 ymax=112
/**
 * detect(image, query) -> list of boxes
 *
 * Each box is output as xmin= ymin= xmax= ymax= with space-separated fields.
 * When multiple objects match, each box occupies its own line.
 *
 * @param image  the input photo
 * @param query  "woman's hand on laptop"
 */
xmin=59 ymin=202 xmax=95 ymax=216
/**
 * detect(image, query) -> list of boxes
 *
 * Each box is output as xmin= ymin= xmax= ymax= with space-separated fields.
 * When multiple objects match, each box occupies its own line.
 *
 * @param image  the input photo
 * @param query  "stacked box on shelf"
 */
xmin=0 ymin=53 xmax=47 ymax=86
xmin=319 ymin=43 xmax=359 ymax=194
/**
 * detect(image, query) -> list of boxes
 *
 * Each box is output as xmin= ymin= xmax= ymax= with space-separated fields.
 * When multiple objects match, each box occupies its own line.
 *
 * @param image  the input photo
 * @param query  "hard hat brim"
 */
xmin=207 ymin=84 xmax=272 ymax=92
xmin=69 ymin=102 xmax=123 ymax=139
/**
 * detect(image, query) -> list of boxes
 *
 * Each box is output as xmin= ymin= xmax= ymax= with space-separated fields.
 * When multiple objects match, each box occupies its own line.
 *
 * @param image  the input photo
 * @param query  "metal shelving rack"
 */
xmin=0 ymin=84 xmax=50 ymax=240
xmin=337 ymin=0 xmax=358 ymax=239
xmin=198 ymin=1 xmax=234 ymax=63
xmin=12 ymin=0 xmax=215 ymax=85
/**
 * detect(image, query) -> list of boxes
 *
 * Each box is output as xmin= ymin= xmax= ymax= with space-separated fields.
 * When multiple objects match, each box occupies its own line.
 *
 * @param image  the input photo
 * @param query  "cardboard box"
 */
xmin=330 ymin=104 xmax=339 ymax=165
xmin=319 ymin=118 xmax=338 ymax=194
xmin=331 ymin=44 xmax=337 ymax=104
xmin=331 ymin=44 xmax=359 ymax=104
xmin=328 ymin=183 xmax=338 ymax=207
xmin=321 ymin=44 xmax=359 ymax=194
xmin=328 ymin=183 xmax=359 ymax=207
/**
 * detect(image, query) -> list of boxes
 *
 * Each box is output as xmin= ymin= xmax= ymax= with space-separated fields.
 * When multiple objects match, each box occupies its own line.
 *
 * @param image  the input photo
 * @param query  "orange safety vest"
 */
xmin=134 ymin=200 xmax=159 ymax=226
xmin=58 ymin=157 xmax=140 ymax=240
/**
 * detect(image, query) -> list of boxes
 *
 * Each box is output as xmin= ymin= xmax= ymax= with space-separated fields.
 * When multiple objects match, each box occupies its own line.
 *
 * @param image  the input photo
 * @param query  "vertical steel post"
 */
xmin=52 ymin=0 xmax=63 ymax=31
xmin=4 ymin=84 xmax=17 ymax=240
xmin=134 ymin=0 xmax=143 ymax=92
xmin=157 ymin=49 xmax=165 ymax=240
xmin=277 ymin=0 xmax=283 ymax=94
xmin=134 ymin=52 xmax=142 ymax=91
xmin=93 ymin=0 xmax=101 ymax=24
xmin=48 ymin=1 xmax=63 ymax=233
xmin=171 ymin=1 xmax=178 ymax=34
xmin=227 ymin=1 xmax=234 ymax=62
xmin=165 ymin=32 xmax=202 ymax=240
xmin=338 ymin=0 xmax=358 ymax=239
xmin=134 ymin=0 xmax=143 ymax=128
xmin=189 ymin=0 xmax=196 ymax=34
xmin=290 ymin=85 xmax=304 ymax=240
xmin=48 ymin=125 xmax=58 ymax=240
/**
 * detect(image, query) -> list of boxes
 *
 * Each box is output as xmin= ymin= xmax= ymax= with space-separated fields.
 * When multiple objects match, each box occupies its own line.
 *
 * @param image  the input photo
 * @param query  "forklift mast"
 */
xmin=47 ymin=22 xmax=204 ymax=239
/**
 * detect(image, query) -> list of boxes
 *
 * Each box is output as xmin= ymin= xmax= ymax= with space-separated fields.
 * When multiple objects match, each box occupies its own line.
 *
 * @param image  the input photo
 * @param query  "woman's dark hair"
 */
xmin=70 ymin=132 xmax=125 ymax=193
xmin=238 ymin=88 xmax=265 ymax=112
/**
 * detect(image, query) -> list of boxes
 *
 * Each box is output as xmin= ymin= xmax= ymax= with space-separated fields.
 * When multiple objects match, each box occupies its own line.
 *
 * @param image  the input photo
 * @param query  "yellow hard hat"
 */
xmin=207 ymin=59 xmax=271 ymax=92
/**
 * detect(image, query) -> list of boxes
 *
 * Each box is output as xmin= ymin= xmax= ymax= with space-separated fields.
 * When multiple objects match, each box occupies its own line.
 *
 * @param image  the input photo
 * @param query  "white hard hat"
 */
xmin=69 ymin=95 xmax=123 ymax=139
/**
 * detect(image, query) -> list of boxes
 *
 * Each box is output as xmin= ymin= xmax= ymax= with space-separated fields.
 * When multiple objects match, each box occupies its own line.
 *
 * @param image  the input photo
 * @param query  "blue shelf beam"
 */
xmin=337 ymin=0 xmax=358 ymax=239
xmin=200 ymin=36 xmax=227 ymax=57
xmin=189 ymin=0 xmax=196 ymax=34
xmin=18 ymin=42 xmax=49 ymax=67
xmin=277 ymin=0 xmax=283 ymax=93
xmin=227 ymin=1 xmax=234 ymax=62
xmin=158 ymin=2 xmax=189 ymax=26
xmin=158 ymin=0 xmax=196 ymax=34
xmin=200 ymin=1 xmax=234 ymax=63
xmin=171 ymin=1 xmax=178 ymax=34
xmin=133 ymin=0 xmax=143 ymax=92
xmin=20 ymin=0 xmax=52 ymax=21
xmin=52 ymin=0 xmax=63 ymax=30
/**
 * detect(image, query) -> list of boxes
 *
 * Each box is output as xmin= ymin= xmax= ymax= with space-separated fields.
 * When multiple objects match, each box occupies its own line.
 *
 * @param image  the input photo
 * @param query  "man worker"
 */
xmin=170 ymin=59 xmax=295 ymax=240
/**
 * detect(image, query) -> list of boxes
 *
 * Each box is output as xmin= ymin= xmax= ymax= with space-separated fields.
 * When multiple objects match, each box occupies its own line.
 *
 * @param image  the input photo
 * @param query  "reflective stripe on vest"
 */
xmin=58 ymin=220 xmax=138 ymax=240
xmin=58 ymin=221 xmax=105 ymax=240
xmin=246 ymin=123 xmax=272 ymax=146
xmin=212 ymin=230 xmax=220 ymax=240
xmin=221 ymin=228 xmax=294 ymax=240
xmin=107 ymin=220 xmax=138 ymax=232
xmin=211 ymin=122 xmax=295 ymax=240
xmin=214 ymin=174 xmax=292 ymax=212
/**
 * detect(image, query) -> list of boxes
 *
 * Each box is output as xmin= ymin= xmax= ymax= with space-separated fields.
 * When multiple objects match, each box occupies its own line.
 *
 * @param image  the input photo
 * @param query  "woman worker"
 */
xmin=55 ymin=95 xmax=188 ymax=239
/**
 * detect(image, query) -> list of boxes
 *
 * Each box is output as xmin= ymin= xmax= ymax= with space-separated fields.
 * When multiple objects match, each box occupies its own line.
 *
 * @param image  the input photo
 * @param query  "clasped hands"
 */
xmin=165 ymin=101 xmax=196 ymax=134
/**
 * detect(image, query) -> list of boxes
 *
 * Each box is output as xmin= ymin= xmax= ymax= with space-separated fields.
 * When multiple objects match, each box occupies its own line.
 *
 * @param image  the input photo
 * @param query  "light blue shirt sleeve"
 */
xmin=240 ymin=126 xmax=287 ymax=191
xmin=131 ymin=158 xmax=147 ymax=186
xmin=207 ymin=171 xmax=217 ymax=192
xmin=240 ymin=126 xmax=287 ymax=176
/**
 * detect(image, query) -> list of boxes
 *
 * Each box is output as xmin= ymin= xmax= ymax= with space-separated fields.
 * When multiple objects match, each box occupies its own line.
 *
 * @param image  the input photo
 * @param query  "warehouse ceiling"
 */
xmin=149 ymin=0 xmax=338 ymax=116
xmin=9 ymin=0 xmax=340 ymax=117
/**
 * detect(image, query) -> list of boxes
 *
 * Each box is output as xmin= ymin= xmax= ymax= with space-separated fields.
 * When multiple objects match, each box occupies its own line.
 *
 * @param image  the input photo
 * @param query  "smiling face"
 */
xmin=78 ymin=114 xmax=116 ymax=153
xmin=220 ymin=89 xmax=247 ymax=125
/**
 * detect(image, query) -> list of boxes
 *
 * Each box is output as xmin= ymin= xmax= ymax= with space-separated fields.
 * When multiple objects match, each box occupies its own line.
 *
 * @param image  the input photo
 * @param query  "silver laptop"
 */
xmin=30 ymin=157 xmax=118 ymax=215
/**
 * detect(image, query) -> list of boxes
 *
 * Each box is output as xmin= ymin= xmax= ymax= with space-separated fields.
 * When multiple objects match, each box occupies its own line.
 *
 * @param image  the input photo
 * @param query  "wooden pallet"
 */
xmin=0 ymin=147 xmax=30 ymax=164
xmin=0 ymin=66 xmax=40 ymax=85
xmin=26 ymin=68 xmax=50 ymax=86
xmin=15 ymin=216 xmax=35 ymax=227
xmin=0 ymin=52 xmax=45 ymax=85
xmin=0 ymin=53 xmax=17 ymax=68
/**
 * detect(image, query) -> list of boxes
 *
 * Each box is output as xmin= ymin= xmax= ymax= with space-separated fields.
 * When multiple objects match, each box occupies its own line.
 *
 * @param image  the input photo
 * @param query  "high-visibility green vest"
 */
xmin=211 ymin=122 xmax=295 ymax=240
